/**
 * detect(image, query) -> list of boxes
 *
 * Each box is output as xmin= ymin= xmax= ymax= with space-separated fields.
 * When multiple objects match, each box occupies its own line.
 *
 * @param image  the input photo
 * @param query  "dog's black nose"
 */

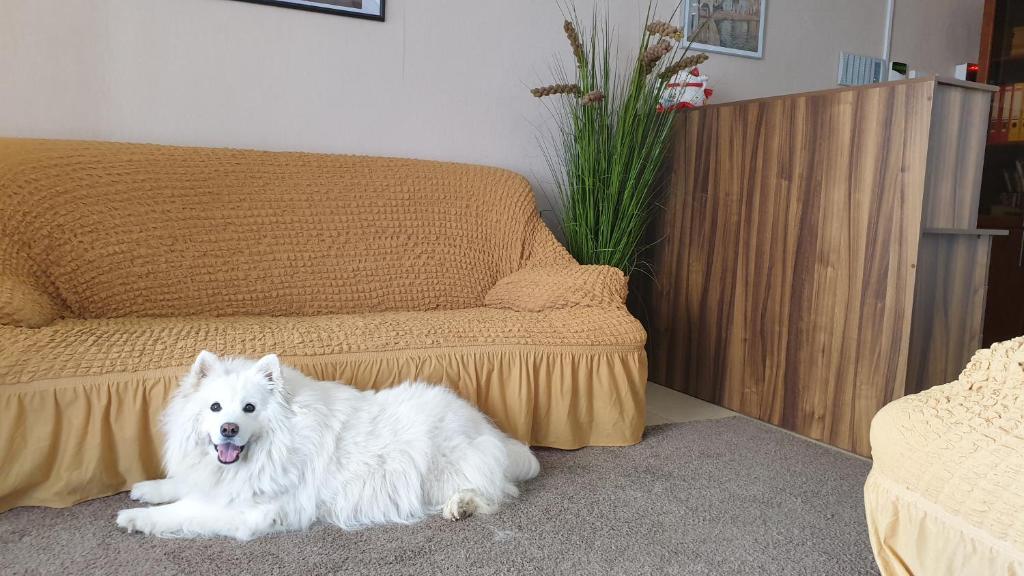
xmin=220 ymin=422 xmax=239 ymax=438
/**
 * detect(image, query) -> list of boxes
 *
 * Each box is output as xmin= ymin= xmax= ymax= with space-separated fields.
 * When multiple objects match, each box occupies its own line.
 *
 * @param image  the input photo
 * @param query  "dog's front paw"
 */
xmin=117 ymin=508 xmax=155 ymax=535
xmin=442 ymin=490 xmax=479 ymax=521
xmin=130 ymin=480 xmax=171 ymax=504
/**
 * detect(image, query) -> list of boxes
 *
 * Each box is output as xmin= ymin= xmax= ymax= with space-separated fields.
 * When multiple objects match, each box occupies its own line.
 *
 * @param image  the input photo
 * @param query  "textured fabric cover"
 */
xmin=0 ymin=139 xmax=546 ymax=319
xmin=0 ymin=277 xmax=60 ymax=328
xmin=0 ymin=138 xmax=647 ymax=512
xmin=865 ymin=337 xmax=1024 ymax=575
xmin=484 ymin=265 xmax=628 ymax=312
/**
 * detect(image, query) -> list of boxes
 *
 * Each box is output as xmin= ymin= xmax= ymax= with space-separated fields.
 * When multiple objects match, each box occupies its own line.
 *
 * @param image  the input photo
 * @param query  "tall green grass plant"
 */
xmin=533 ymin=5 xmax=707 ymax=275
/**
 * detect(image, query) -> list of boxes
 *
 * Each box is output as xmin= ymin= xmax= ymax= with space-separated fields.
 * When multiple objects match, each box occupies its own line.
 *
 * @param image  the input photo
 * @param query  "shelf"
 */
xmin=923 ymin=227 xmax=1010 ymax=237
xmin=992 ymin=54 xmax=1024 ymax=63
xmin=985 ymin=140 xmax=1024 ymax=148
xmin=978 ymin=214 xmax=1024 ymax=228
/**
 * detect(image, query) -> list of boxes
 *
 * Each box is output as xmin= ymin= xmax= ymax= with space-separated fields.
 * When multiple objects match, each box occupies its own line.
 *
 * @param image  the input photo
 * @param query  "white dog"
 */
xmin=116 ymin=351 xmax=540 ymax=540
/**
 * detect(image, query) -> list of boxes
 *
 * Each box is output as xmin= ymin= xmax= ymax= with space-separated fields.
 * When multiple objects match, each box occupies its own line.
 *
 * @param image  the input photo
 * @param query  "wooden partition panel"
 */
xmin=649 ymin=81 xmax=936 ymax=455
xmin=921 ymin=84 xmax=992 ymax=229
xmin=905 ymin=231 xmax=995 ymax=395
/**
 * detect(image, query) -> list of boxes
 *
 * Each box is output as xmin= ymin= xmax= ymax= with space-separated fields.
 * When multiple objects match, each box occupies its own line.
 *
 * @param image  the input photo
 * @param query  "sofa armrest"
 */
xmin=0 ymin=235 xmax=62 ymax=328
xmin=487 ymin=211 xmax=628 ymax=312
xmin=484 ymin=265 xmax=627 ymax=312
xmin=0 ymin=276 xmax=61 ymax=328
xmin=519 ymin=211 xmax=578 ymax=267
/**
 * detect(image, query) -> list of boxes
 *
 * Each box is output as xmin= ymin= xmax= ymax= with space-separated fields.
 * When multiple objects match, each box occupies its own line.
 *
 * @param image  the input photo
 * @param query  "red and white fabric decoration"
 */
xmin=658 ymin=67 xmax=713 ymax=112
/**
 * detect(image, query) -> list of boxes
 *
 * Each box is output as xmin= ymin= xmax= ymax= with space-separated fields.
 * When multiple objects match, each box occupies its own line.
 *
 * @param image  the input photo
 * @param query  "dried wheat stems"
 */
xmin=659 ymin=53 xmax=710 ymax=80
xmin=646 ymin=20 xmax=683 ymax=41
xmin=531 ymin=84 xmax=583 ymax=98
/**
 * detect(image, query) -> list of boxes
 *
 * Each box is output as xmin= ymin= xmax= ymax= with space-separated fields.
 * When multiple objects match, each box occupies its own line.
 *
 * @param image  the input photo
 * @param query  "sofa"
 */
xmin=0 ymin=138 xmax=647 ymax=512
xmin=865 ymin=336 xmax=1024 ymax=575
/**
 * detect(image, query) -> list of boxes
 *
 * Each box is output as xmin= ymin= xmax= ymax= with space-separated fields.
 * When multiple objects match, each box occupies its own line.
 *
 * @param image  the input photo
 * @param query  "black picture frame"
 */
xmin=227 ymin=0 xmax=386 ymax=22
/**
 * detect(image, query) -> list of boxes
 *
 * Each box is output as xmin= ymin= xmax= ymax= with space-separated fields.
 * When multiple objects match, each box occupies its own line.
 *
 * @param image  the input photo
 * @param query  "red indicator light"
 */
xmin=968 ymin=64 xmax=980 ymax=72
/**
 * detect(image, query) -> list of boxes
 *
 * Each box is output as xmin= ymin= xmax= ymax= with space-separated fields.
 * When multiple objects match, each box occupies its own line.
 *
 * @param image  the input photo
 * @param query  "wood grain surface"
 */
xmin=648 ymin=81 xmax=937 ymax=455
xmin=905 ymin=233 xmax=992 ymax=396
xmin=921 ymin=84 xmax=991 ymax=229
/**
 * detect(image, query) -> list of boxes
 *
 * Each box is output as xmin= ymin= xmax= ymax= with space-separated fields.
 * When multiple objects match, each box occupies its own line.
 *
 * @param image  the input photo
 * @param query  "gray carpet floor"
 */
xmin=1 ymin=417 xmax=878 ymax=576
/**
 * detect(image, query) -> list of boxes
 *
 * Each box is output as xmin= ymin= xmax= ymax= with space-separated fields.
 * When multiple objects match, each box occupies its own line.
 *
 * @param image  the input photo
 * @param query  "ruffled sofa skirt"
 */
xmin=1 ymin=346 xmax=646 ymax=512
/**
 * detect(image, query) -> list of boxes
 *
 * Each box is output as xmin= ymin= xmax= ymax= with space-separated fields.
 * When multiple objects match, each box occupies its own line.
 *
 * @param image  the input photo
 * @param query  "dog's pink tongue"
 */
xmin=217 ymin=443 xmax=241 ymax=464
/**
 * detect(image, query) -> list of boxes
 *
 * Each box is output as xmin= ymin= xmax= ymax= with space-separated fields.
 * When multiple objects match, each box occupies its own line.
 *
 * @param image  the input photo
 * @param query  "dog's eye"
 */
xmin=210 ymin=402 xmax=222 ymax=412
xmin=243 ymin=403 xmax=256 ymax=413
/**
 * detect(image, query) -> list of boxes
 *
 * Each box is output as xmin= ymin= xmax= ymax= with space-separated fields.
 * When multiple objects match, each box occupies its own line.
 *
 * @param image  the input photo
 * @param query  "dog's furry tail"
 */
xmin=504 ymin=438 xmax=540 ymax=482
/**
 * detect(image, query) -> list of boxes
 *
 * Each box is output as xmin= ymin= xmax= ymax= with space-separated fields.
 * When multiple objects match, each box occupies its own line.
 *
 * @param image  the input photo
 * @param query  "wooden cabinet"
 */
xmin=646 ymin=77 xmax=1002 ymax=456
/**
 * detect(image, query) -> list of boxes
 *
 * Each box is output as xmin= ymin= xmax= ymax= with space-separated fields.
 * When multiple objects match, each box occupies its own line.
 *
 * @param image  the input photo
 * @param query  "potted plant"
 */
xmin=532 ymin=7 xmax=708 ymax=276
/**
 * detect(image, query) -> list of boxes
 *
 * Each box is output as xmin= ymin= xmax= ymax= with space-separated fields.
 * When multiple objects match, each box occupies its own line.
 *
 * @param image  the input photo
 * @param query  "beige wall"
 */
xmin=0 ymin=0 xmax=983 ymax=213
xmin=891 ymin=0 xmax=984 ymax=78
xmin=704 ymin=0 xmax=983 ymax=102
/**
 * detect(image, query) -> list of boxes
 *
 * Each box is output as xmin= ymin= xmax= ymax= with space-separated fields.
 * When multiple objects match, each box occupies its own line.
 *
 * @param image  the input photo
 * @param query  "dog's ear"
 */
xmin=252 ymin=354 xmax=283 ymax=391
xmin=183 ymin=350 xmax=220 ymax=389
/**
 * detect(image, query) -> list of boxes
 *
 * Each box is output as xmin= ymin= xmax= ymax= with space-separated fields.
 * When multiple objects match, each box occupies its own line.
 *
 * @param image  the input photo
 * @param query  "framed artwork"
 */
xmin=229 ymin=0 xmax=385 ymax=21
xmin=683 ymin=0 xmax=765 ymax=59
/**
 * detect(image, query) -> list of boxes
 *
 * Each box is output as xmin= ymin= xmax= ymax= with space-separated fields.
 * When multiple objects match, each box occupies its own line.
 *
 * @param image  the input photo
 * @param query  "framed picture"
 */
xmin=682 ymin=0 xmax=765 ymax=59
xmin=229 ymin=0 xmax=385 ymax=21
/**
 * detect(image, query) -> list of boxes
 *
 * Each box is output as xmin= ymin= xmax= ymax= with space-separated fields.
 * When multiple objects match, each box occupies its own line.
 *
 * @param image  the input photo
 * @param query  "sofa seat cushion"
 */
xmin=1 ymin=307 xmax=645 ymax=385
xmin=865 ymin=337 xmax=1024 ymax=575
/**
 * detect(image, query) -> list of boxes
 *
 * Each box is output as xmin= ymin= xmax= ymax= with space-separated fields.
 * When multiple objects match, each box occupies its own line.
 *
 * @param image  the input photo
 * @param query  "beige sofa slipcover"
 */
xmin=0 ymin=138 xmax=647 ymax=512
xmin=865 ymin=336 xmax=1024 ymax=575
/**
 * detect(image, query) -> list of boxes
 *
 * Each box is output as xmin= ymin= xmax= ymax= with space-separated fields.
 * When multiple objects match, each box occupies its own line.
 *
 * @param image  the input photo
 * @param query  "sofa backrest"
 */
xmin=0 ymin=138 xmax=541 ymax=319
